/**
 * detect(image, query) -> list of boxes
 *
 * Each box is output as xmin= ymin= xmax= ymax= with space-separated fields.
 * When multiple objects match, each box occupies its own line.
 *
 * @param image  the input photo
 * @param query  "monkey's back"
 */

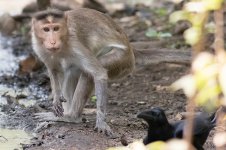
xmin=66 ymin=8 xmax=130 ymax=50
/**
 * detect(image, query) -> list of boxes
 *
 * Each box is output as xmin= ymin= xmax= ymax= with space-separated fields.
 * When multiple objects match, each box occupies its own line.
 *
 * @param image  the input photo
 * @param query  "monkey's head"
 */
xmin=137 ymin=107 xmax=169 ymax=126
xmin=32 ymin=9 xmax=68 ymax=53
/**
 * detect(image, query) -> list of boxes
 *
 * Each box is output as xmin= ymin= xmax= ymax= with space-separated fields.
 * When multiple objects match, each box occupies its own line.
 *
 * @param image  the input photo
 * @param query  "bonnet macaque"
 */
xmin=32 ymin=8 xmax=135 ymax=135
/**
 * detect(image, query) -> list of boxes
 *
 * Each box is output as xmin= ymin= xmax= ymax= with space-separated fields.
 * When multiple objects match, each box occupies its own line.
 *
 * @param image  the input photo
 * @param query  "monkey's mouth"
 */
xmin=47 ymin=48 xmax=60 ymax=52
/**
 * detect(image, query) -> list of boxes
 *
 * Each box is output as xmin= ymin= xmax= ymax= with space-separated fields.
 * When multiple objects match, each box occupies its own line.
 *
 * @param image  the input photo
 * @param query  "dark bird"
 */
xmin=137 ymin=107 xmax=217 ymax=150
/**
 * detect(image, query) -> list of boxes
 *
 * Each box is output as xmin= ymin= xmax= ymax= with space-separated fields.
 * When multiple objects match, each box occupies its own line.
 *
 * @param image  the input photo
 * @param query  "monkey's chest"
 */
xmin=59 ymin=56 xmax=80 ymax=71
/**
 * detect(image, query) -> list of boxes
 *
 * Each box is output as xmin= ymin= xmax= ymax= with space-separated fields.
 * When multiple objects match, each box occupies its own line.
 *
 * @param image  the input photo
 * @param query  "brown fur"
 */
xmin=32 ymin=8 xmax=134 ymax=136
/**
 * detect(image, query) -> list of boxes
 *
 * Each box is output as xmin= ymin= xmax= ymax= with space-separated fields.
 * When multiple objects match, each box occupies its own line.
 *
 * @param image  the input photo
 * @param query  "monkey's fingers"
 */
xmin=94 ymin=122 xmax=115 ymax=138
xmin=33 ymin=112 xmax=57 ymax=121
xmin=53 ymin=103 xmax=64 ymax=117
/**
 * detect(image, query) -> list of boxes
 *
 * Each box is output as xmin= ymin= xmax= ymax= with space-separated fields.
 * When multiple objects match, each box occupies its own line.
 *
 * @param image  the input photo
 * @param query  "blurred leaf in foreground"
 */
xmin=146 ymin=141 xmax=166 ymax=150
xmin=171 ymin=74 xmax=196 ymax=98
xmin=204 ymin=0 xmax=224 ymax=10
xmin=184 ymin=27 xmax=202 ymax=45
xmin=172 ymin=51 xmax=226 ymax=111
xmin=213 ymin=132 xmax=226 ymax=148
xmin=170 ymin=10 xmax=189 ymax=23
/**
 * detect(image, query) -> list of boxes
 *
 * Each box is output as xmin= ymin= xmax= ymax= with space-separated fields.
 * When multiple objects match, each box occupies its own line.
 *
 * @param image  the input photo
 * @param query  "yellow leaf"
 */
xmin=146 ymin=141 xmax=166 ymax=150
xmin=185 ymin=1 xmax=207 ymax=12
xmin=203 ymin=0 xmax=224 ymax=10
xmin=192 ymin=52 xmax=215 ymax=72
xmin=184 ymin=27 xmax=202 ymax=45
xmin=171 ymin=74 xmax=196 ymax=98
xmin=107 ymin=147 xmax=130 ymax=150
xmin=195 ymin=79 xmax=221 ymax=110
xmin=166 ymin=139 xmax=190 ymax=150
xmin=194 ymin=64 xmax=218 ymax=89
xmin=189 ymin=13 xmax=207 ymax=27
xmin=128 ymin=140 xmax=146 ymax=150
xmin=213 ymin=132 xmax=226 ymax=147
xmin=169 ymin=10 xmax=189 ymax=23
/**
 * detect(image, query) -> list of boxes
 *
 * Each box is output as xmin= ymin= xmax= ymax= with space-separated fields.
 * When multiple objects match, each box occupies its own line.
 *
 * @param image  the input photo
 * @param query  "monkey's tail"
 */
xmin=133 ymin=48 xmax=191 ymax=66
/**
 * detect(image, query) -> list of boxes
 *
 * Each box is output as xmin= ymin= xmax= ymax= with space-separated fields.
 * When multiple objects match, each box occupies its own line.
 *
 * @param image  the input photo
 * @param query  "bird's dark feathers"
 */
xmin=138 ymin=107 xmax=216 ymax=150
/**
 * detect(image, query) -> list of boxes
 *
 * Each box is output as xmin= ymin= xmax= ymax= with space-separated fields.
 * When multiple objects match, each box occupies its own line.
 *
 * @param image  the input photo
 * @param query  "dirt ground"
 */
xmin=26 ymin=63 xmax=189 ymax=150
xmin=0 ymin=39 xmax=218 ymax=150
xmin=0 ymin=1 xmax=225 ymax=150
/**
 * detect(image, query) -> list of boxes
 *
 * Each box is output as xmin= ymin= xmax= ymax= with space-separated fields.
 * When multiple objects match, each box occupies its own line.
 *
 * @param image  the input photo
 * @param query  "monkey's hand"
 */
xmin=53 ymin=95 xmax=66 ymax=117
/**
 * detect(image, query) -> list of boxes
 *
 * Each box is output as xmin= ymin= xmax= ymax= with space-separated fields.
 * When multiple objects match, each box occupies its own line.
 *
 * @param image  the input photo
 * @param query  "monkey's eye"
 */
xmin=53 ymin=26 xmax=59 ymax=31
xmin=43 ymin=27 xmax=50 ymax=32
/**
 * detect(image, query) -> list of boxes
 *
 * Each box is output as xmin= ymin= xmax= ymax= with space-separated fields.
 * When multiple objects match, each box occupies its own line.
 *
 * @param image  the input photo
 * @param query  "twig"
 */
xmin=193 ymin=12 xmax=209 ymax=56
xmin=183 ymin=96 xmax=195 ymax=150
xmin=214 ymin=4 xmax=225 ymax=150
xmin=214 ymin=6 xmax=225 ymax=62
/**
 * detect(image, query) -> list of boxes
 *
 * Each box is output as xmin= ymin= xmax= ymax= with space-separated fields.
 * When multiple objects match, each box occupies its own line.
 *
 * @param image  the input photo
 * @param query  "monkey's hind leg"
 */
xmin=69 ymin=72 xmax=94 ymax=119
xmin=62 ymin=67 xmax=81 ymax=115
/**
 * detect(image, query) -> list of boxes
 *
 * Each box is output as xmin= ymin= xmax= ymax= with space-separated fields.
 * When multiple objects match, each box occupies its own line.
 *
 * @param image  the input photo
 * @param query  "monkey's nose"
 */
xmin=50 ymin=41 xmax=56 ymax=45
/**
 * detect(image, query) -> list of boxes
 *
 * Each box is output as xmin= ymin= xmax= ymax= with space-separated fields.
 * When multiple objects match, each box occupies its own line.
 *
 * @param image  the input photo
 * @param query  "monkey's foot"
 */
xmin=34 ymin=112 xmax=83 ymax=123
xmin=95 ymin=120 xmax=115 ymax=137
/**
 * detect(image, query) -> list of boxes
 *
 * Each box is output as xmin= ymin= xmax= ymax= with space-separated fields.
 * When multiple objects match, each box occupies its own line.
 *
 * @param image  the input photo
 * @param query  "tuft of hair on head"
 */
xmin=33 ymin=8 xmax=64 ymax=20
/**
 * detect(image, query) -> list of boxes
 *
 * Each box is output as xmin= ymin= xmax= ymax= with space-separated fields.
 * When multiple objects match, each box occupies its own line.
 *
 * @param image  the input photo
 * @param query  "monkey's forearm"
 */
xmin=48 ymin=69 xmax=64 ymax=116
xmin=95 ymin=79 xmax=108 ymax=115
xmin=95 ymin=79 xmax=113 ymax=135
xmin=48 ymin=70 xmax=62 ymax=100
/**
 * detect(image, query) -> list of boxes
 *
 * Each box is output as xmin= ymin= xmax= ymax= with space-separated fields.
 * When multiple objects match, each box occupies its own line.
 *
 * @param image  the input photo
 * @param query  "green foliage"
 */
xmin=91 ymin=95 xmax=97 ymax=102
xmin=172 ymin=52 xmax=226 ymax=111
xmin=153 ymin=8 xmax=168 ymax=17
xmin=170 ymin=0 xmax=226 ymax=112
xmin=169 ymin=10 xmax=189 ymax=23
xmin=170 ymin=0 xmax=224 ymax=45
xmin=145 ymin=28 xmax=172 ymax=39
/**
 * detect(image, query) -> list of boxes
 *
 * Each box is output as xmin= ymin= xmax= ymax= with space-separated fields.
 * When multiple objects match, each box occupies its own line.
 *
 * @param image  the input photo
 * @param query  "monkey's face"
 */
xmin=137 ymin=107 xmax=168 ymax=126
xmin=32 ymin=16 xmax=68 ymax=53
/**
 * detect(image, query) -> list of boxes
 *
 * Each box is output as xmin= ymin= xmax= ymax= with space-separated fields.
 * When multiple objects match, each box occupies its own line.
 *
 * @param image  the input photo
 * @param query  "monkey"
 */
xmin=32 ymin=8 xmax=135 ymax=136
xmin=137 ymin=107 xmax=217 ymax=150
xmin=22 ymin=0 xmax=107 ymax=14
